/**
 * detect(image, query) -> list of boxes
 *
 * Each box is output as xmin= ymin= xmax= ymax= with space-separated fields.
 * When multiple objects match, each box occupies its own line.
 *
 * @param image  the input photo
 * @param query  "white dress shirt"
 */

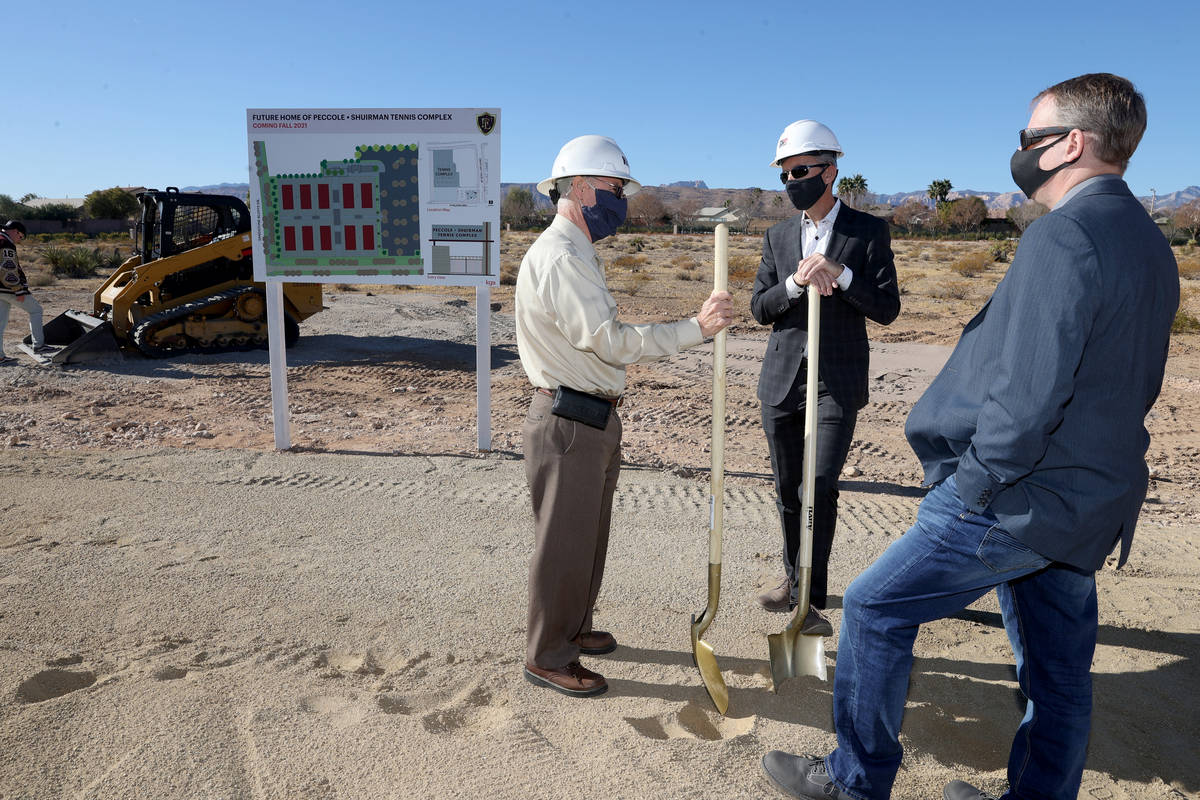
xmin=784 ymin=199 xmax=854 ymax=297
xmin=515 ymin=215 xmax=704 ymax=398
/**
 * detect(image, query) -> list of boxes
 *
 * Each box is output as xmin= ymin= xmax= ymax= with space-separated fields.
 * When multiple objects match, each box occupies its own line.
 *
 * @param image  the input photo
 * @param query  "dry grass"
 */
xmin=610 ymin=254 xmax=648 ymax=269
xmin=1178 ymin=254 xmax=1200 ymax=280
xmin=949 ymin=252 xmax=991 ymax=278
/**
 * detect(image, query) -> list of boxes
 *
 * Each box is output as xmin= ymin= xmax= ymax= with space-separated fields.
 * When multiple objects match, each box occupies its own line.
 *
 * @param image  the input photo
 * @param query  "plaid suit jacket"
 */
xmin=750 ymin=204 xmax=900 ymax=411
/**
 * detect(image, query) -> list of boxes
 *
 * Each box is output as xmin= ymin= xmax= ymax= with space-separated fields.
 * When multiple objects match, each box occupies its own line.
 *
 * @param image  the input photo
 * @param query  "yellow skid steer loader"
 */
xmin=34 ymin=188 xmax=322 ymax=364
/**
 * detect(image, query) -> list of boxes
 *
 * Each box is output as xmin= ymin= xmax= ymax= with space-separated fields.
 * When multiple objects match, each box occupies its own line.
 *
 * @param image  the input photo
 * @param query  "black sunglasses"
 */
xmin=1018 ymin=126 xmax=1073 ymax=150
xmin=779 ymin=163 xmax=830 ymax=185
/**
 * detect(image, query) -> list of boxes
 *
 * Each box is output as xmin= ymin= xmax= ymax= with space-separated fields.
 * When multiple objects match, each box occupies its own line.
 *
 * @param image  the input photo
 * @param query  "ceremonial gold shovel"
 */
xmin=767 ymin=285 xmax=829 ymax=688
xmin=690 ymin=223 xmax=730 ymax=715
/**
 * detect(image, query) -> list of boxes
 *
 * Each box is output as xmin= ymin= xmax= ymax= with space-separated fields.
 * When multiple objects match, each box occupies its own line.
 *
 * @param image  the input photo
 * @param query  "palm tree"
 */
xmin=927 ymin=179 xmax=953 ymax=206
xmin=837 ymin=174 xmax=869 ymax=208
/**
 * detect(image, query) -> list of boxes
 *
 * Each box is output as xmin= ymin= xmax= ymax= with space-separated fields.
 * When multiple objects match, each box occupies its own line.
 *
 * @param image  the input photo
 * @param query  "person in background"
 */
xmin=0 ymin=220 xmax=53 ymax=364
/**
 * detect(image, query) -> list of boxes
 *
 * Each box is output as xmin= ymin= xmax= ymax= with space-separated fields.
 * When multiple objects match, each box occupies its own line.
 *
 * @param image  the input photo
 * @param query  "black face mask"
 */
xmin=1010 ymin=135 xmax=1077 ymax=200
xmin=785 ymin=173 xmax=827 ymax=211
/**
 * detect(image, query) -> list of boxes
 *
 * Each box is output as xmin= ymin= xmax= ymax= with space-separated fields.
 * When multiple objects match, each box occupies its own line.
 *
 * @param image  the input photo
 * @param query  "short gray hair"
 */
xmin=1036 ymin=73 xmax=1146 ymax=171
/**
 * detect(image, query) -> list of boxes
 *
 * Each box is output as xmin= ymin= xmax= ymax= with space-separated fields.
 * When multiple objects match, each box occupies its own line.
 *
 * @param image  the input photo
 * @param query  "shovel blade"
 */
xmin=767 ymin=629 xmax=828 ymax=690
xmin=690 ymin=613 xmax=729 ymax=715
xmin=690 ymin=635 xmax=729 ymax=715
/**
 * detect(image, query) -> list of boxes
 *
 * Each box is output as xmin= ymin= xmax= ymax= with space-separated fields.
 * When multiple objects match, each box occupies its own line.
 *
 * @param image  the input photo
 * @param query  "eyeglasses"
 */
xmin=588 ymin=178 xmax=625 ymax=199
xmin=1018 ymin=126 xmax=1073 ymax=150
xmin=778 ymin=163 xmax=830 ymax=185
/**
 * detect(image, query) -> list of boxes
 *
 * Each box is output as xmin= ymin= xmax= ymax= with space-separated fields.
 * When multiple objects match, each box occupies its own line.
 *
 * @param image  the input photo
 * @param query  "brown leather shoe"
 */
xmin=756 ymin=578 xmax=796 ymax=612
xmin=572 ymin=630 xmax=617 ymax=655
xmin=524 ymin=661 xmax=608 ymax=697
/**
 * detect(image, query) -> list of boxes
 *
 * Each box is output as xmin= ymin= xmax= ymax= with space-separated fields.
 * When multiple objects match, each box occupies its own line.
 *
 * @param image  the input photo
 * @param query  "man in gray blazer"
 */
xmin=761 ymin=74 xmax=1179 ymax=800
xmin=751 ymin=120 xmax=900 ymax=632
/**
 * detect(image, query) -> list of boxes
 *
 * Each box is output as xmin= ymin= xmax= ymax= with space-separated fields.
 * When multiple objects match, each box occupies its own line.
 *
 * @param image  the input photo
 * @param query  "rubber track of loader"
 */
xmin=131 ymin=286 xmax=270 ymax=358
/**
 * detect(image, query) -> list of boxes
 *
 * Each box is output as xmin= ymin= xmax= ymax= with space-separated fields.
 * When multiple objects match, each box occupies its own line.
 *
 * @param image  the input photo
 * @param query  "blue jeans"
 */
xmin=825 ymin=475 xmax=1098 ymax=800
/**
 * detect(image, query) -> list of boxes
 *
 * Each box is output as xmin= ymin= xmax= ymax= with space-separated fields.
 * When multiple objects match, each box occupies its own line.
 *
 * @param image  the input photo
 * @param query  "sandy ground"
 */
xmin=1 ymin=238 xmax=1198 ymax=798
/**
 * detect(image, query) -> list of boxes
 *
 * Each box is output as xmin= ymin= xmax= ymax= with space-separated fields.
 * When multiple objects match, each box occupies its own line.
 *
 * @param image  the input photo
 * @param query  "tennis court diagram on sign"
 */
xmin=253 ymin=141 xmax=424 ymax=277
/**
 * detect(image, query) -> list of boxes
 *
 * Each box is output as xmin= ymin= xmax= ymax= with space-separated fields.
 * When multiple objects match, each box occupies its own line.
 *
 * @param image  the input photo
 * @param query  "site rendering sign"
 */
xmin=246 ymin=108 xmax=500 ymax=286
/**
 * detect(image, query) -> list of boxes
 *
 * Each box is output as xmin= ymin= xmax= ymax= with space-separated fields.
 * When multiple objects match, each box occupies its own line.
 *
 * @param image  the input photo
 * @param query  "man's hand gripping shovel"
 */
xmin=690 ymin=223 xmax=730 ymax=715
xmin=767 ymin=285 xmax=829 ymax=688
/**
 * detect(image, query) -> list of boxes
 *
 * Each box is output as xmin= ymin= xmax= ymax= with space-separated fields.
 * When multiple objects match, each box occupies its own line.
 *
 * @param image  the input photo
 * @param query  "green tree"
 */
xmin=927 ymin=179 xmax=953 ymax=206
xmin=500 ymin=187 xmax=536 ymax=227
xmin=837 ymin=174 xmax=869 ymax=208
xmin=83 ymin=187 xmax=138 ymax=219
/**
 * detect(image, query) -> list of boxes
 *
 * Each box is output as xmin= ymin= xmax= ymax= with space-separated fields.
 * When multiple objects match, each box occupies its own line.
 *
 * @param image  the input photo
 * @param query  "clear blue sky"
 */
xmin=7 ymin=0 xmax=1196 ymax=201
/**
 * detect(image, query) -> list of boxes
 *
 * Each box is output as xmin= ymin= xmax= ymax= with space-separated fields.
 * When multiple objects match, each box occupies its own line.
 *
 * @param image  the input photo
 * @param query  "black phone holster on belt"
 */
xmin=550 ymin=386 xmax=612 ymax=430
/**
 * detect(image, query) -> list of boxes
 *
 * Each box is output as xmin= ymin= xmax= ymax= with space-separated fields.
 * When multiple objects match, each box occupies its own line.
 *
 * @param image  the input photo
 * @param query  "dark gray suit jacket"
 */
xmin=751 ymin=204 xmax=901 ymax=411
xmin=906 ymin=176 xmax=1179 ymax=570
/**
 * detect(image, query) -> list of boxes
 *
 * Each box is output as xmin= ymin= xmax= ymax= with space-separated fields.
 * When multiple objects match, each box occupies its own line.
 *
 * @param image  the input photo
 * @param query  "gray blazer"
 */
xmin=906 ymin=176 xmax=1179 ymax=570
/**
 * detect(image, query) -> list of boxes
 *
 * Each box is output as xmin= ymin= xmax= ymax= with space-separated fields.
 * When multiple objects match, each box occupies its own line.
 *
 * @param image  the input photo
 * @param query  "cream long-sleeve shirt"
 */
xmin=515 ymin=215 xmax=704 ymax=398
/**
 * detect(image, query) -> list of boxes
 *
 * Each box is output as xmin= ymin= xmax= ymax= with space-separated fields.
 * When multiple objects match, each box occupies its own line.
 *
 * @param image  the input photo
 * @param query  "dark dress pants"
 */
xmin=523 ymin=390 xmax=623 ymax=669
xmin=761 ymin=374 xmax=857 ymax=609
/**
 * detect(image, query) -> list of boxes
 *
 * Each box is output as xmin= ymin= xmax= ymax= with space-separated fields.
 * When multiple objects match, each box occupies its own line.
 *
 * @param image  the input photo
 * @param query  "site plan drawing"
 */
xmin=246 ymin=108 xmax=500 ymax=286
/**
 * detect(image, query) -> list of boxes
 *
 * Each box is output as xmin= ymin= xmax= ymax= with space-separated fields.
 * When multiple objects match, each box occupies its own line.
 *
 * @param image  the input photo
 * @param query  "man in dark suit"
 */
xmin=760 ymin=74 xmax=1179 ymax=800
xmin=750 ymin=120 xmax=900 ymax=633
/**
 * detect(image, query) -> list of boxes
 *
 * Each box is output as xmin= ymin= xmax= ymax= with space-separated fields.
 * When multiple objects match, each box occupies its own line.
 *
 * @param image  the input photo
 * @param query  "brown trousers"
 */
xmin=523 ymin=390 xmax=622 ymax=669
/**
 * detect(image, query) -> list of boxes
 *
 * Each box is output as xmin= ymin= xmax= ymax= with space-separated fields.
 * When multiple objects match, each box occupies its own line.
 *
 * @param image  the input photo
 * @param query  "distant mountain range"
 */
xmin=183 ymin=182 xmax=1199 ymax=215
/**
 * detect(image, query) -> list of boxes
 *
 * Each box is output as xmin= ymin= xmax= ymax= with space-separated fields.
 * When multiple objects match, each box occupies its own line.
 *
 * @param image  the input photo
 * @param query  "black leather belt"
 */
xmin=535 ymin=386 xmax=624 ymax=407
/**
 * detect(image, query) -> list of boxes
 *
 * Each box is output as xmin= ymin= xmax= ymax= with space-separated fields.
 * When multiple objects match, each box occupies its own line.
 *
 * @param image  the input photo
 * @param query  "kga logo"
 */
xmin=476 ymin=112 xmax=496 ymax=135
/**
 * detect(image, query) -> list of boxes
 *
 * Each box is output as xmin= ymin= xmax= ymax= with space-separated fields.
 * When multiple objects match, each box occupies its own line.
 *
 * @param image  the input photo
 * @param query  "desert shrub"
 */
xmin=930 ymin=280 xmax=972 ymax=300
xmin=990 ymin=240 xmax=1017 ymax=263
xmin=611 ymin=254 xmax=647 ymax=268
xmin=27 ymin=271 xmax=55 ymax=287
xmin=728 ymin=253 xmax=759 ymax=287
xmin=1178 ymin=256 xmax=1200 ymax=280
xmin=500 ymin=261 xmax=518 ymax=286
xmin=949 ymin=252 xmax=991 ymax=278
xmin=897 ymin=270 xmax=926 ymax=296
xmin=1173 ymin=309 xmax=1200 ymax=334
xmin=42 ymin=245 xmax=124 ymax=278
xmin=670 ymin=254 xmax=698 ymax=269
xmin=624 ymin=270 xmax=652 ymax=295
xmin=628 ymin=237 xmax=646 ymax=252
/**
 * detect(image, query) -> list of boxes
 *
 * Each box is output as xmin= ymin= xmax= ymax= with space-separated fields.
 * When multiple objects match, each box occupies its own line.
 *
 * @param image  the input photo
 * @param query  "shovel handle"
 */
xmin=709 ymin=224 xmax=728 ymax=565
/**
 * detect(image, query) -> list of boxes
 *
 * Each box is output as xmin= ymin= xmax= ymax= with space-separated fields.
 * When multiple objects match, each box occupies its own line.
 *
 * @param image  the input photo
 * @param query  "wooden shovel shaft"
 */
xmin=692 ymin=223 xmax=731 ymax=714
xmin=710 ymin=224 xmax=727 ymax=565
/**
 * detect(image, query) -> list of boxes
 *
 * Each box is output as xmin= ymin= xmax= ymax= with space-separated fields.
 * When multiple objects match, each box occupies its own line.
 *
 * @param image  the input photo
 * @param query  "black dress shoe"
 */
xmin=800 ymin=607 xmax=834 ymax=637
xmin=944 ymin=779 xmax=1001 ymax=800
xmin=760 ymin=751 xmax=852 ymax=799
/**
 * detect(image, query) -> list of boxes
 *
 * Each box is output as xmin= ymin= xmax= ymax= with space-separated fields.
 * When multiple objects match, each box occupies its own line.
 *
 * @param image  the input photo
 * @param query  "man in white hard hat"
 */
xmin=750 ymin=120 xmax=900 ymax=633
xmin=515 ymin=135 xmax=733 ymax=697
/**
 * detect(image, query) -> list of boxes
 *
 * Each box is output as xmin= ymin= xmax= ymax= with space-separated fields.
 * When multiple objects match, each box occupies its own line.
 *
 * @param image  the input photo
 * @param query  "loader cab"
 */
xmin=134 ymin=187 xmax=252 ymax=261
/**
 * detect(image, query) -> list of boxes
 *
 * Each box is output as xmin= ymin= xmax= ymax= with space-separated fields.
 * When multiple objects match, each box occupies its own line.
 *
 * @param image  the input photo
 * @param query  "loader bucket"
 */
xmin=27 ymin=310 xmax=121 ymax=364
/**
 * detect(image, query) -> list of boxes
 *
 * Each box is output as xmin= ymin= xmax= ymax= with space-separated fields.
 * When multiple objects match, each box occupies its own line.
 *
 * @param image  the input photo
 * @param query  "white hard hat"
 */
xmin=772 ymin=120 xmax=844 ymax=166
xmin=536 ymin=135 xmax=642 ymax=197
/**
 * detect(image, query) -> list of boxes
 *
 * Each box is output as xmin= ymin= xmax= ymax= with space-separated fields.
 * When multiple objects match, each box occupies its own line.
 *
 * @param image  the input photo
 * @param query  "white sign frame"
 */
xmin=246 ymin=108 xmax=501 ymax=451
